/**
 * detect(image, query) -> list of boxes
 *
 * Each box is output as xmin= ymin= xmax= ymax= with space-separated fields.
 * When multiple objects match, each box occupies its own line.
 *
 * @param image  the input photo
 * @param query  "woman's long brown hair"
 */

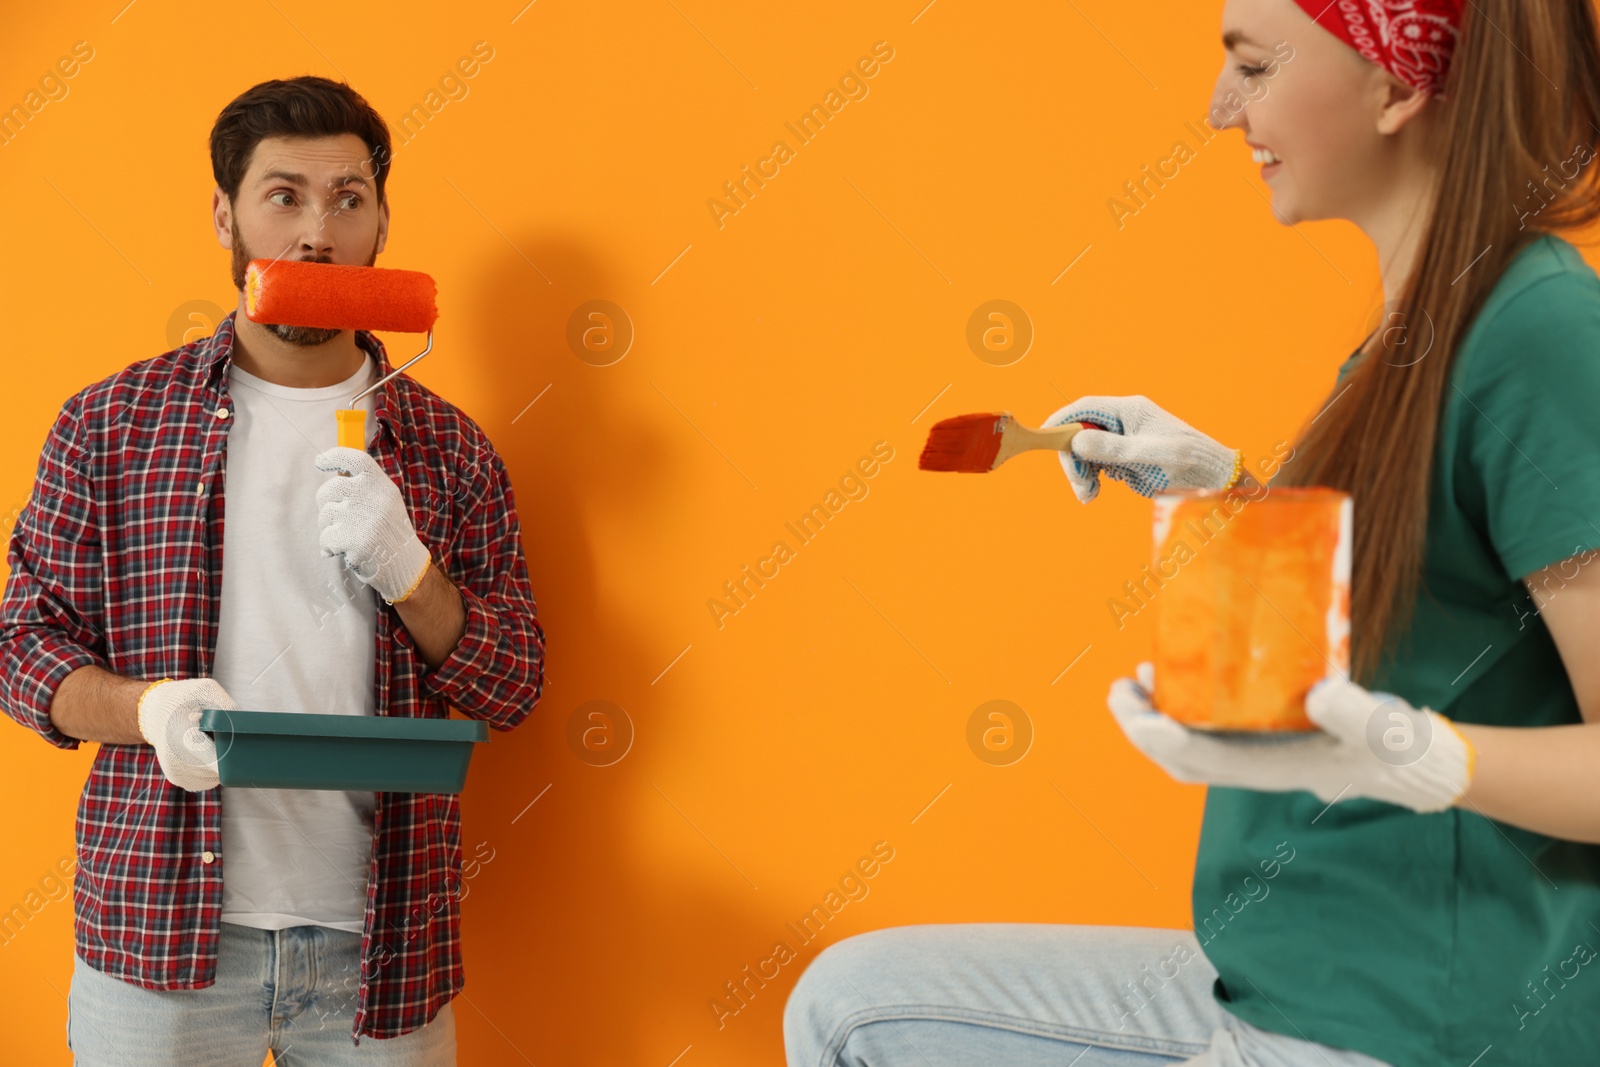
xmin=1272 ymin=0 xmax=1600 ymax=685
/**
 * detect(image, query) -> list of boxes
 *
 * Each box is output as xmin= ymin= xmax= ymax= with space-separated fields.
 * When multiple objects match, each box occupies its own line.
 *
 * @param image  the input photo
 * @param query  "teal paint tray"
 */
xmin=198 ymin=708 xmax=488 ymax=793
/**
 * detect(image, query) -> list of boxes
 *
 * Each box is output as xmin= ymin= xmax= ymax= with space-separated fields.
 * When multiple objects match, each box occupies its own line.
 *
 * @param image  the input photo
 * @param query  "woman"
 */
xmin=783 ymin=0 xmax=1600 ymax=1064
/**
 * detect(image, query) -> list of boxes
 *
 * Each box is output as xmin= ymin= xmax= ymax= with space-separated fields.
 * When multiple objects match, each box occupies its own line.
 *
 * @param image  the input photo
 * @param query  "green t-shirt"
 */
xmin=1191 ymin=232 xmax=1600 ymax=1067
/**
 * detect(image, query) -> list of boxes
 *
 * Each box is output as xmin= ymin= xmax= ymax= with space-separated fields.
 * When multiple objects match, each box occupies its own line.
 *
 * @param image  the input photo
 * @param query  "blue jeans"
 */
xmin=67 ymin=920 xmax=456 ymax=1066
xmin=783 ymin=924 xmax=1396 ymax=1066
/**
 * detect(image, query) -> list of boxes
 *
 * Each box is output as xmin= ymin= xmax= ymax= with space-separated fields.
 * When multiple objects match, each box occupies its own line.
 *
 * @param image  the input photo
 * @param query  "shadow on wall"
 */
xmin=434 ymin=238 xmax=804 ymax=1064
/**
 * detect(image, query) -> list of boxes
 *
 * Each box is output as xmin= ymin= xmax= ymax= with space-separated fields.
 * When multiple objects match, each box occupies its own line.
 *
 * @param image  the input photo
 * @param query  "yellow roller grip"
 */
xmin=336 ymin=409 xmax=366 ymax=450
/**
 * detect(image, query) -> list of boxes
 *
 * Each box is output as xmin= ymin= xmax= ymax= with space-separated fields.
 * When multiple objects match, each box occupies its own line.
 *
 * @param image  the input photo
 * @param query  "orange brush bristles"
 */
xmin=244 ymin=258 xmax=439 ymax=333
xmin=919 ymin=413 xmax=1006 ymax=472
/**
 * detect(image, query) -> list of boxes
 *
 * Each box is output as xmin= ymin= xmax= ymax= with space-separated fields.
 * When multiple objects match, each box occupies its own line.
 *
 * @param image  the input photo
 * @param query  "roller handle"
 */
xmin=335 ymin=410 xmax=366 ymax=478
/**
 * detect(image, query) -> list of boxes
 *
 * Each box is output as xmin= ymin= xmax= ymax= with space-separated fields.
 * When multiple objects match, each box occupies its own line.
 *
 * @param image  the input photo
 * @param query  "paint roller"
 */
xmin=243 ymin=258 xmax=439 ymax=460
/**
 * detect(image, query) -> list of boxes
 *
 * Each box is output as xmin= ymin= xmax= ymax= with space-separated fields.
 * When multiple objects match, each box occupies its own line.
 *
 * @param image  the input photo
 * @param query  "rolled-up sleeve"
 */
xmin=417 ymin=444 xmax=545 ymax=730
xmin=0 ymin=397 xmax=108 ymax=750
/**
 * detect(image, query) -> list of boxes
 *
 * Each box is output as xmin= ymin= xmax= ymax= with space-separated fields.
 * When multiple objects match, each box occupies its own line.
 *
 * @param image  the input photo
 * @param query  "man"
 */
xmin=0 ymin=75 xmax=544 ymax=1064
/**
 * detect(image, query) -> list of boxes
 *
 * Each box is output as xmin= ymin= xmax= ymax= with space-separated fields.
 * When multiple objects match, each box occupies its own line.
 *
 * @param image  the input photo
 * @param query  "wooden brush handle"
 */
xmin=1024 ymin=421 xmax=1090 ymax=450
xmin=995 ymin=419 xmax=1097 ymax=467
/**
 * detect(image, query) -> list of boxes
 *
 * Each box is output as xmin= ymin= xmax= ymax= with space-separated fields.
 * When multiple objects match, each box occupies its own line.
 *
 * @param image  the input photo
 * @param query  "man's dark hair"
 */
xmin=210 ymin=75 xmax=393 ymax=205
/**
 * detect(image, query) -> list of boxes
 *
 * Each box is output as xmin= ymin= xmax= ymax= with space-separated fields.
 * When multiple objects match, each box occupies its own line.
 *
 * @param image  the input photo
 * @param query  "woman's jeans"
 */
xmin=784 ymin=924 xmax=1396 ymax=1067
xmin=66 ymin=920 xmax=456 ymax=1066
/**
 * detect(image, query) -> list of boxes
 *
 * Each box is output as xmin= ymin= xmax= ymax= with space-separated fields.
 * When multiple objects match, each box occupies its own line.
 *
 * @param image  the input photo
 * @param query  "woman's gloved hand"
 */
xmin=1044 ymin=395 xmax=1243 ymax=503
xmin=314 ymin=446 xmax=433 ymax=605
xmin=137 ymin=677 xmax=238 ymax=792
xmin=1106 ymin=662 xmax=1477 ymax=814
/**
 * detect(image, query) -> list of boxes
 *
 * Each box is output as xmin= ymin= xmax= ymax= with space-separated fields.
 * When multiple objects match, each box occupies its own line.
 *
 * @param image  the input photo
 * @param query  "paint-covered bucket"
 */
xmin=1150 ymin=486 xmax=1351 ymax=731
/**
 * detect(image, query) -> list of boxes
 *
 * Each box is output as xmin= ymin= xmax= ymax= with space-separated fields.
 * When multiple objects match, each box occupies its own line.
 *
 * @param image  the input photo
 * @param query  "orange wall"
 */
xmin=1 ymin=2 xmax=1401 ymax=1064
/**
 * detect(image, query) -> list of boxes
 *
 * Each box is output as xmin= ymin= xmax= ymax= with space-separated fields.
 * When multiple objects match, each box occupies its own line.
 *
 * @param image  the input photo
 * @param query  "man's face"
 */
xmin=218 ymin=133 xmax=389 ymax=347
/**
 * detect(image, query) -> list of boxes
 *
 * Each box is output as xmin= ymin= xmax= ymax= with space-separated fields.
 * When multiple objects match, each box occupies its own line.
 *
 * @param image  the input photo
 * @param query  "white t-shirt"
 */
xmin=213 ymin=351 xmax=380 ymax=934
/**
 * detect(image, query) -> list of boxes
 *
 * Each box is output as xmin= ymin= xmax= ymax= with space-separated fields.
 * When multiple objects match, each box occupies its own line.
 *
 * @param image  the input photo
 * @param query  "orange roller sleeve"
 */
xmin=244 ymin=258 xmax=439 ymax=333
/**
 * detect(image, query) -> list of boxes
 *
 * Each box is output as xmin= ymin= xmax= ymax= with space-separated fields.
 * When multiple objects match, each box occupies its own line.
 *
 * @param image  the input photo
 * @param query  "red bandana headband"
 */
xmin=1293 ymin=0 xmax=1465 ymax=95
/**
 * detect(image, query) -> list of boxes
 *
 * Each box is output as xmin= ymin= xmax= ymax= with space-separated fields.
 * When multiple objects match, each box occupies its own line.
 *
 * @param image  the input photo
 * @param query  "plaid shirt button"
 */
xmin=202 ymin=850 xmax=215 ymax=863
xmin=215 ymin=406 xmax=230 ymax=419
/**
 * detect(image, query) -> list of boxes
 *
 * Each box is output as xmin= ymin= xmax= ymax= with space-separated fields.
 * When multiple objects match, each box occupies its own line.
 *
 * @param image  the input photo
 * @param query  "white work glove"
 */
xmin=314 ymin=446 xmax=432 ymax=604
xmin=137 ymin=677 xmax=238 ymax=792
xmin=1107 ymin=662 xmax=1477 ymax=814
xmin=1043 ymin=395 xmax=1242 ymax=503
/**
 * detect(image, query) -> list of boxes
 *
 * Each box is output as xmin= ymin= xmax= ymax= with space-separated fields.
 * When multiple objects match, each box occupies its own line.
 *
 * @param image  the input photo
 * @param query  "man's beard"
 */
xmin=230 ymin=218 xmax=378 ymax=347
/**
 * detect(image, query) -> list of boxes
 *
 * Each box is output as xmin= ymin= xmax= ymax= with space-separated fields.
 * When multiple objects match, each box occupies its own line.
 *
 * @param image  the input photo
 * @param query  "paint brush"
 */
xmin=918 ymin=412 xmax=1108 ymax=473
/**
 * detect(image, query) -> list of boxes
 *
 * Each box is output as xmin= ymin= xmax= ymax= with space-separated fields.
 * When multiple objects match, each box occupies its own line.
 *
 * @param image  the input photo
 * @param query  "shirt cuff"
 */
xmin=411 ymin=582 xmax=536 ymax=728
xmin=7 ymin=632 xmax=106 ymax=750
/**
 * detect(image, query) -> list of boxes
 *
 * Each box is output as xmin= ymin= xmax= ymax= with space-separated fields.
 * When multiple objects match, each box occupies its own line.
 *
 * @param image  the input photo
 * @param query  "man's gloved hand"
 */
xmin=137 ymin=677 xmax=237 ymax=792
xmin=1044 ymin=395 xmax=1242 ymax=503
xmin=314 ymin=447 xmax=432 ymax=605
xmin=1106 ymin=662 xmax=1477 ymax=814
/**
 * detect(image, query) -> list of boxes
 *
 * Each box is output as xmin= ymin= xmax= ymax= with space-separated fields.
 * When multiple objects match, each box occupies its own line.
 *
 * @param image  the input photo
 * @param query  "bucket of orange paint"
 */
xmin=1150 ymin=486 xmax=1351 ymax=732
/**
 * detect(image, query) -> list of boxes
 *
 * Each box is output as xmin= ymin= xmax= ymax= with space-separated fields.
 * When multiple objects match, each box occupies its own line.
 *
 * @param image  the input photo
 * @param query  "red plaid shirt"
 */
xmin=0 ymin=311 xmax=545 ymax=1042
